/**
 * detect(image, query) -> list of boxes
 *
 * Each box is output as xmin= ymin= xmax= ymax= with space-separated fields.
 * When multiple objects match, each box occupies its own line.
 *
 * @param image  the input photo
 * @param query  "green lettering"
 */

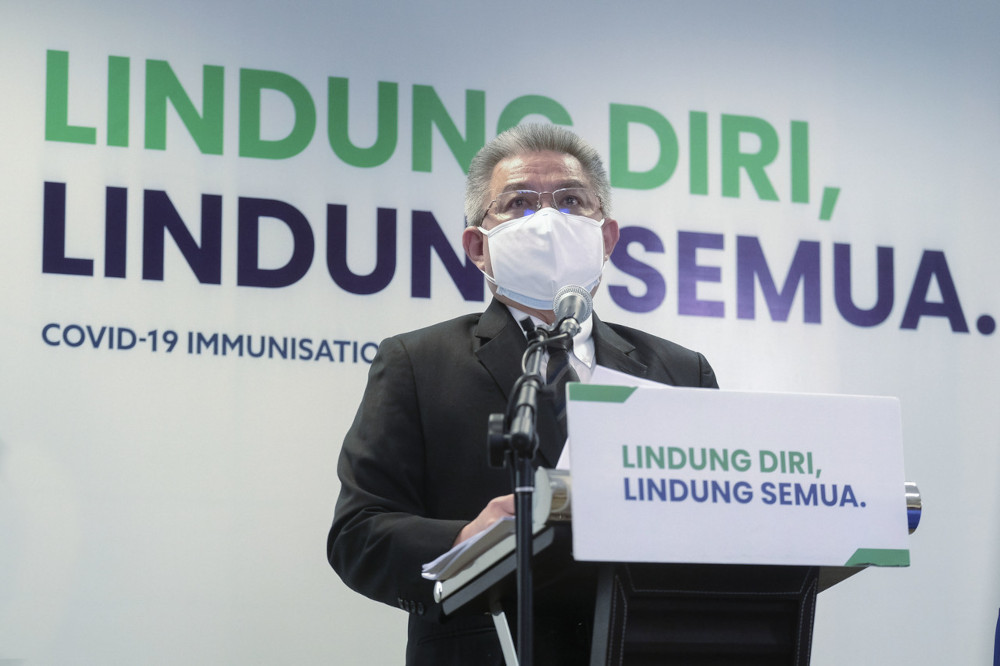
xmin=689 ymin=111 xmax=709 ymax=195
xmin=107 ymin=56 xmax=130 ymax=147
xmin=145 ymin=60 xmax=224 ymax=154
xmin=759 ymin=449 xmax=778 ymax=473
xmin=239 ymin=68 xmax=316 ymax=159
xmin=643 ymin=446 xmax=665 ymax=469
xmin=45 ymin=50 xmax=96 ymax=144
xmin=412 ymin=85 xmax=485 ymax=174
xmin=791 ymin=120 xmax=809 ymax=203
xmin=721 ymin=114 xmax=779 ymax=200
xmin=609 ymin=103 xmax=678 ymax=190
xmin=327 ymin=78 xmax=398 ymax=167
xmin=496 ymin=95 xmax=572 ymax=133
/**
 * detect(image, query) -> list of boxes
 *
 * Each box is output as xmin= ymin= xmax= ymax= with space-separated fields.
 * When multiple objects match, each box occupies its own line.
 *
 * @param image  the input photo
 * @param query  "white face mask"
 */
xmin=479 ymin=208 xmax=607 ymax=311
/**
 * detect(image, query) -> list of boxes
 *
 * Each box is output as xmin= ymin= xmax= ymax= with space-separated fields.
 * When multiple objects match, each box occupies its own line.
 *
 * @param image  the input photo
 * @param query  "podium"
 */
xmin=435 ymin=521 xmax=879 ymax=665
xmin=590 ymin=562 xmax=819 ymax=665
xmin=431 ymin=385 xmax=917 ymax=665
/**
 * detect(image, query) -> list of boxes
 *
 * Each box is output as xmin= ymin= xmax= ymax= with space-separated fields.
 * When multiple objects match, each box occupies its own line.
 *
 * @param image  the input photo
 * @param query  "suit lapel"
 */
xmin=473 ymin=299 xmax=528 ymax=401
xmin=473 ymin=305 xmax=653 ymax=469
xmin=473 ymin=299 xmax=565 ymax=468
xmin=536 ymin=315 xmax=656 ymax=468
xmin=592 ymin=313 xmax=649 ymax=379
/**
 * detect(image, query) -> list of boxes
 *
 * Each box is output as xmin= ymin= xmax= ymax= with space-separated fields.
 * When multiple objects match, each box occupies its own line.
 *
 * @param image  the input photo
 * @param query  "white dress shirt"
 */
xmin=506 ymin=305 xmax=595 ymax=381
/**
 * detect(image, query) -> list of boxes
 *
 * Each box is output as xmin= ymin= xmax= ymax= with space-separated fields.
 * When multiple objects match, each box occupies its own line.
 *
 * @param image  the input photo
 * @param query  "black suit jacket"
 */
xmin=328 ymin=299 xmax=718 ymax=665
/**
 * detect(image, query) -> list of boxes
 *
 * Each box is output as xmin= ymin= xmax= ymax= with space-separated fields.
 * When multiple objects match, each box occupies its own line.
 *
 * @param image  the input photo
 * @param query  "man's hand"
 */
xmin=453 ymin=494 xmax=515 ymax=546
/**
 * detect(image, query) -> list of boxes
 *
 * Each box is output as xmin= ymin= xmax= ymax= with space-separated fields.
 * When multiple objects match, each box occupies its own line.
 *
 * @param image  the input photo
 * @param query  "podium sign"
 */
xmin=567 ymin=384 xmax=910 ymax=568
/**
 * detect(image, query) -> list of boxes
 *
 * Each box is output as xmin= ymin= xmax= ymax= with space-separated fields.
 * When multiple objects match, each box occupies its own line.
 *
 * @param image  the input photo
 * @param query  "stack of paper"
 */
xmin=421 ymin=516 xmax=516 ymax=581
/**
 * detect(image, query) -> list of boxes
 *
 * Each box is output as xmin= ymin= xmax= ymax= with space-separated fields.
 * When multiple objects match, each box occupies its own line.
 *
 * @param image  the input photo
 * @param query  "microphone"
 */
xmin=552 ymin=285 xmax=593 ymax=337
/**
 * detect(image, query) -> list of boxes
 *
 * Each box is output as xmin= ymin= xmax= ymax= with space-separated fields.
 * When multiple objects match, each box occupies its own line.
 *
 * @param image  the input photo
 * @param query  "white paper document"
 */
xmin=421 ymin=516 xmax=514 ymax=581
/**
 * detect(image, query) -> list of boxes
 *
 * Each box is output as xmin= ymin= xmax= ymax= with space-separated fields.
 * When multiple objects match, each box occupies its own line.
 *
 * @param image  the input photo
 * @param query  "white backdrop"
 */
xmin=1 ymin=1 xmax=998 ymax=664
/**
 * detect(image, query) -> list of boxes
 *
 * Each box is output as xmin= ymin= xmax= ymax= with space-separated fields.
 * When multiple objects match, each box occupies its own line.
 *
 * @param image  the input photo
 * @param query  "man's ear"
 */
xmin=462 ymin=226 xmax=488 ymax=271
xmin=601 ymin=218 xmax=620 ymax=259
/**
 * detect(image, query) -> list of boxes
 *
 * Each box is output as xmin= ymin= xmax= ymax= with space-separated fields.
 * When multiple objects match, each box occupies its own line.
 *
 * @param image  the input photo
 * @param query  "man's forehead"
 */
xmin=490 ymin=150 xmax=588 ymax=192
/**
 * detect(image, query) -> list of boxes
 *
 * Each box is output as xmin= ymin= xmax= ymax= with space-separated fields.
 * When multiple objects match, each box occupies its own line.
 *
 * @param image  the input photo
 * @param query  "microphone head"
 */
xmin=552 ymin=285 xmax=593 ymax=329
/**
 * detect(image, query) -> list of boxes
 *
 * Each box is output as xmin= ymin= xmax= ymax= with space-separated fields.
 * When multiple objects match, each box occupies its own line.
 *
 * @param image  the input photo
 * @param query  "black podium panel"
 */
xmin=438 ymin=525 xmax=823 ymax=665
xmin=591 ymin=563 xmax=819 ymax=666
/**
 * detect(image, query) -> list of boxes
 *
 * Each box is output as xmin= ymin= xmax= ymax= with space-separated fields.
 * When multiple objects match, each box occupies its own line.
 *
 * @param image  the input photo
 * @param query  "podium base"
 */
xmin=591 ymin=562 xmax=819 ymax=666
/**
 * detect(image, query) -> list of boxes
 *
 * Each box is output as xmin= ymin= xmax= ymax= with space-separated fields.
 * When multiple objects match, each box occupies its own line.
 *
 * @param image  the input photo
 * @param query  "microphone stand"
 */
xmin=487 ymin=322 xmax=570 ymax=666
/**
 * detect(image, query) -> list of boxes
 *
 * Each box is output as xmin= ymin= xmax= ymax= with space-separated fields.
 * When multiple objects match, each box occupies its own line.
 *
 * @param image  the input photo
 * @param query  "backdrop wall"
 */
xmin=1 ymin=1 xmax=997 ymax=663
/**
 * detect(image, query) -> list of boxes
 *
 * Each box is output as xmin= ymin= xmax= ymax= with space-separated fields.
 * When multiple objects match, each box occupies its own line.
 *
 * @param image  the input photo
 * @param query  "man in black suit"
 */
xmin=328 ymin=124 xmax=718 ymax=665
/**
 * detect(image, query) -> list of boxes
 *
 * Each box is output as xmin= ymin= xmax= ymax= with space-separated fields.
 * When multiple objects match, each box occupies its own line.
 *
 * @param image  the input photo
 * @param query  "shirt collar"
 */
xmin=504 ymin=304 xmax=595 ymax=369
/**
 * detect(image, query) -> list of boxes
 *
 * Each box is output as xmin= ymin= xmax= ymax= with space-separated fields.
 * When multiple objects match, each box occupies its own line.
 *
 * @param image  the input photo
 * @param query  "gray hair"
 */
xmin=464 ymin=124 xmax=612 ymax=227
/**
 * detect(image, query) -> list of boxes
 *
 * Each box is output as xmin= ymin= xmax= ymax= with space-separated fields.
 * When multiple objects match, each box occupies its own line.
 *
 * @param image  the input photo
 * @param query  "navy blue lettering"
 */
xmin=411 ymin=210 xmax=483 ymax=300
xmin=142 ymin=190 xmax=222 ymax=284
xmin=104 ymin=187 xmax=128 ymax=278
xmin=326 ymin=204 xmax=396 ymax=294
xmin=62 ymin=325 xmax=85 ymax=347
xmin=834 ymin=243 xmax=894 ymax=327
xmin=222 ymin=334 xmax=243 ymax=356
xmin=237 ymin=197 xmax=315 ymax=288
xmin=314 ymin=340 xmax=335 ymax=361
xmin=607 ymin=225 xmax=666 ymax=313
xmin=737 ymin=236 xmax=820 ymax=323
xmin=794 ymin=483 xmax=817 ymax=505
xmin=900 ymin=250 xmax=968 ymax=332
xmin=117 ymin=327 xmax=136 ymax=349
xmin=195 ymin=332 xmax=218 ymax=354
xmin=678 ymin=231 xmax=724 ymax=317
xmin=42 ymin=323 xmax=60 ymax=345
xmin=42 ymin=182 xmax=94 ymax=276
xmin=761 ymin=482 xmax=776 ymax=504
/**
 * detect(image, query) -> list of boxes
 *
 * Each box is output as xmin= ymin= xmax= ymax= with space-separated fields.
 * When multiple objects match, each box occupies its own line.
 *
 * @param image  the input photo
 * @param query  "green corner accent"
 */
xmin=567 ymin=384 xmax=638 ymax=403
xmin=844 ymin=548 xmax=910 ymax=567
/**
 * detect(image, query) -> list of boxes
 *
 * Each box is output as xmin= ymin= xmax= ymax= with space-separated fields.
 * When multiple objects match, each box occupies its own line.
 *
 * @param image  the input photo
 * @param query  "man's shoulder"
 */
xmin=385 ymin=311 xmax=485 ymax=350
xmin=385 ymin=300 xmax=513 ymax=349
xmin=601 ymin=320 xmax=702 ymax=358
xmin=597 ymin=318 xmax=718 ymax=388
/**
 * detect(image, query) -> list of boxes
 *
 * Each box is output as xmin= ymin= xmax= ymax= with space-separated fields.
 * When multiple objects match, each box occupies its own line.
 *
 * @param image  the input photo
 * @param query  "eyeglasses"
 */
xmin=484 ymin=188 xmax=602 ymax=223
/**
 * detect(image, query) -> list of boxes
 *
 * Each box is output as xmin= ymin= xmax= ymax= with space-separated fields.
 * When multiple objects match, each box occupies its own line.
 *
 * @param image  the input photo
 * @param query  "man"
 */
xmin=328 ymin=124 xmax=718 ymax=665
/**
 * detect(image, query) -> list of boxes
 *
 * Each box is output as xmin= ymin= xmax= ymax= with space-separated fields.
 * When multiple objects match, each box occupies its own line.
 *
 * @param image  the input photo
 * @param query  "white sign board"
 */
xmin=567 ymin=384 xmax=910 ymax=567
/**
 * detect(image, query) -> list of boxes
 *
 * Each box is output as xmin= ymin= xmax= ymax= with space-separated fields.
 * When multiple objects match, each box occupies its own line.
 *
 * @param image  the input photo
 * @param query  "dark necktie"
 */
xmin=546 ymin=341 xmax=580 ymax=444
